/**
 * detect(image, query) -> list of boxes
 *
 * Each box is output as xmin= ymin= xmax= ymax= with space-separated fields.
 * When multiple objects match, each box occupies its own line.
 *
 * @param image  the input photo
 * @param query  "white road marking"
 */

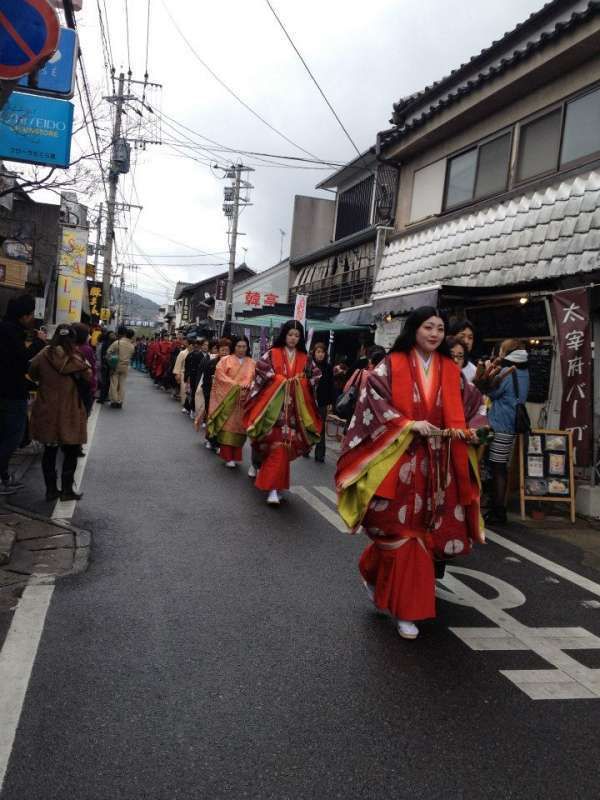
xmin=312 ymin=485 xmax=600 ymax=601
xmin=0 ymin=403 xmax=101 ymax=789
xmin=0 ymin=583 xmax=55 ymax=791
xmin=301 ymin=485 xmax=600 ymax=700
xmin=51 ymin=402 xmax=100 ymax=521
xmin=441 ymin=568 xmax=600 ymax=700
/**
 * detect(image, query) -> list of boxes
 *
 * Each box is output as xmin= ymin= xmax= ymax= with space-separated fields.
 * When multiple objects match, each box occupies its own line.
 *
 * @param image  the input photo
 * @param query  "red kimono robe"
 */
xmin=244 ymin=347 xmax=322 ymax=491
xmin=336 ymin=350 xmax=483 ymax=622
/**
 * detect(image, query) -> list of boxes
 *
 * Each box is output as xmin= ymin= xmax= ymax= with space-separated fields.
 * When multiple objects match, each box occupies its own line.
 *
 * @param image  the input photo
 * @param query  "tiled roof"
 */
xmin=373 ymin=169 xmax=600 ymax=300
xmin=378 ymin=0 xmax=600 ymax=152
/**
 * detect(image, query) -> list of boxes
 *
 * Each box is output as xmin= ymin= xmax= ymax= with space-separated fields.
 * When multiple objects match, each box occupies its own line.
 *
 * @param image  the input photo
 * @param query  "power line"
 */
xmin=124 ymin=0 xmax=132 ymax=74
xmin=144 ymin=0 xmax=152 ymax=79
xmin=160 ymin=0 xmax=322 ymax=162
xmin=264 ymin=0 xmax=366 ymax=164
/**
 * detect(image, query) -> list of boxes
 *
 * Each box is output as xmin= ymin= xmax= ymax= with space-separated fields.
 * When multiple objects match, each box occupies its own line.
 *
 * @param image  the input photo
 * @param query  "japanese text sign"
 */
xmin=87 ymin=280 xmax=102 ymax=321
xmin=551 ymin=288 xmax=592 ymax=466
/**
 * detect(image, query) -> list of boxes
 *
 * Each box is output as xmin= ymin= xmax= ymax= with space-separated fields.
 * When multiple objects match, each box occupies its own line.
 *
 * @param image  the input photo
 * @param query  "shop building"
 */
xmin=372 ymin=0 xmax=600 ymax=514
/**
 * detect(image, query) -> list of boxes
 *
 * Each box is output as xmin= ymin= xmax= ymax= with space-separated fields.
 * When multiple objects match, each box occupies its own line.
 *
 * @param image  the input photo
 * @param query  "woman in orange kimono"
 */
xmin=336 ymin=307 xmax=484 ymax=640
xmin=207 ymin=336 xmax=255 ymax=468
xmin=244 ymin=320 xmax=322 ymax=506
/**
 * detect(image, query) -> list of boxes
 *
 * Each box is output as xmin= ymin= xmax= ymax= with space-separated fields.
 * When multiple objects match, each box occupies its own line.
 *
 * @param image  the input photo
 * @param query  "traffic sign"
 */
xmin=17 ymin=27 xmax=77 ymax=98
xmin=0 ymin=0 xmax=59 ymax=80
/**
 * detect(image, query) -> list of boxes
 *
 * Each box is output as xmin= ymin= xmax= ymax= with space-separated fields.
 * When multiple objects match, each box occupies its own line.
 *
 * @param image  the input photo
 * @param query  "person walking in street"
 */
xmin=335 ymin=307 xmax=484 ymax=640
xmin=173 ymin=335 xmax=193 ymax=412
xmin=203 ymin=338 xmax=232 ymax=450
xmin=28 ymin=325 xmax=92 ymax=502
xmin=106 ymin=328 xmax=135 ymax=409
xmin=0 ymin=294 xmax=46 ymax=495
xmin=97 ymin=330 xmax=116 ymax=404
xmin=484 ymin=339 xmax=530 ymax=526
xmin=207 ymin=336 xmax=255 ymax=468
xmin=244 ymin=320 xmax=321 ymax=506
xmin=312 ymin=342 xmax=336 ymax=463
xmin=185 ymin=338 xmax=209 ymax=420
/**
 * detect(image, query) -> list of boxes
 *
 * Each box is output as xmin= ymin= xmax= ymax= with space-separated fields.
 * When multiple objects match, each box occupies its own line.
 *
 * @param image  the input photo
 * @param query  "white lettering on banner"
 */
xmin=562 ymin=302 xmax=584 ymax=323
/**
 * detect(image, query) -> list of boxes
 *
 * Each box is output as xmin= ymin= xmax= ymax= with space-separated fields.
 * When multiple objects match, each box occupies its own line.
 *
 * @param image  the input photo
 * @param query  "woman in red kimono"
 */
xmin=245 ymin=321 xmax=322 ymax=506
xmin=336 ymin=307 xmax=484 ymax=640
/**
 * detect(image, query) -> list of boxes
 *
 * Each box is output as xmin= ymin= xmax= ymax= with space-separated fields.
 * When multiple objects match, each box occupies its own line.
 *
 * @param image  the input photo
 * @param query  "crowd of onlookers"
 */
xmin=0 ymin=293 xmax=530 ymax=521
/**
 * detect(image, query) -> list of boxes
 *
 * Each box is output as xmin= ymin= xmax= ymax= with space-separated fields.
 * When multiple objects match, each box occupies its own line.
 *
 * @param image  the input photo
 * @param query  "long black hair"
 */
xmin=272 ymin=320 xmax=307 ymax=353
xmin=390 ymin=306 xmax=451 ymax=358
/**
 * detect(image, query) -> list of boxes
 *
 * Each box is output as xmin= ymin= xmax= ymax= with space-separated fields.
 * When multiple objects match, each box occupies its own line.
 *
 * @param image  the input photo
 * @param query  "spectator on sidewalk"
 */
xmin=0 ymin=294 xmax=46 ymax=496
xmin=97 ymin=330 xmax=116 ymax=404
xmin=28 ymin=325 xmax=92 ymax=502
xmin=73 ymin=323 xmax=97 ymax=415
xmin=106 ymin=328 xmax=135 ymax=409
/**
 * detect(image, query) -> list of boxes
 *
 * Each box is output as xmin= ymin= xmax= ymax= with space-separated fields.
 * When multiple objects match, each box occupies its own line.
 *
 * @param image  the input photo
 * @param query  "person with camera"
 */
xmin=0 ymin=294 xmax=47 ymax=496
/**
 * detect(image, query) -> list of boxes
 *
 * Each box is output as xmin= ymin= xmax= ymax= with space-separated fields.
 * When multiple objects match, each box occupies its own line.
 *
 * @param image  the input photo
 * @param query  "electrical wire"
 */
xmin=124 ymin=0 xmax=132 ymax=74
xmin=264 ymin=0 xmax=370 ymax=168
xmin=160 ymin=0 xmax=322 ymax=161
xmin=145 ymin=0 xmax=152 ymax=78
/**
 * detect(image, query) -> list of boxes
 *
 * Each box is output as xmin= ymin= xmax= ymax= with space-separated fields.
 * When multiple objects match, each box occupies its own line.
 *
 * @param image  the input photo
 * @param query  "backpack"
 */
xmin=511 ymin=370 xmax=531 ymax=434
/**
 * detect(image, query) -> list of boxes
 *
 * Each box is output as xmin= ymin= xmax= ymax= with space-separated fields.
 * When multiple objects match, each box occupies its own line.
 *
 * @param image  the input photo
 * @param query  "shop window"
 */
xmin=517 ymin=108 xmax=562 ymax=181
xmin=445 ymin=132 xmax=511 ymax=210
xmin=561 ymin=86 xmax=600 ymax=166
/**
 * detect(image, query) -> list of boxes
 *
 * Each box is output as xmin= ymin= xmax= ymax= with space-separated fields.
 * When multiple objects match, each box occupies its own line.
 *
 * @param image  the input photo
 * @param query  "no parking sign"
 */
xmin=0 ymin=0 xmax=59 ymax=79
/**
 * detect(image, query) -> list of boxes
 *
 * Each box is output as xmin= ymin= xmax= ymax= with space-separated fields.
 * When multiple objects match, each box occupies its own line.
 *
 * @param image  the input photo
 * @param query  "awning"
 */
xmin=371 ymin=285 xmax=440 ymax=318
xmin=331 ymin=304 xmax=374 ymax=326
xmin=232 ymin=313 xmax=367 ymax=332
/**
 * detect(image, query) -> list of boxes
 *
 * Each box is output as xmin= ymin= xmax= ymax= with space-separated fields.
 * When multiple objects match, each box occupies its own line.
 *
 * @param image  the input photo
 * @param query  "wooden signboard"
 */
xmin=519 ymin=429 xmax=575 ymax=523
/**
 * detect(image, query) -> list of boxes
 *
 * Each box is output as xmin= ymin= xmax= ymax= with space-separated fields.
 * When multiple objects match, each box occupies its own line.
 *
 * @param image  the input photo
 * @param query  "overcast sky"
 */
xmin=68 ymin=0 xmax=546 ymax=304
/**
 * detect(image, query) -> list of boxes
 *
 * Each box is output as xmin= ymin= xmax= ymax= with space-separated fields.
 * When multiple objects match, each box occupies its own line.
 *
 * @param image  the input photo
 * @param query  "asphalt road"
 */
xmin=2 ymin=370 xmax=600 ymax=799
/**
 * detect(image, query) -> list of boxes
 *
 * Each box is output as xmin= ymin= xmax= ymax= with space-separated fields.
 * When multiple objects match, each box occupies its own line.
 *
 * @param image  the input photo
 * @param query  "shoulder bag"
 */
xmin=511 ymin=370 xmax=531 ymax=434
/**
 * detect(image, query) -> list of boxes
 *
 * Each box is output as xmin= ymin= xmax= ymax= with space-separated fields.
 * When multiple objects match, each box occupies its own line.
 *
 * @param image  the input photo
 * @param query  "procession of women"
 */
xmin=153 ymin=308 xmax=529 ymax=642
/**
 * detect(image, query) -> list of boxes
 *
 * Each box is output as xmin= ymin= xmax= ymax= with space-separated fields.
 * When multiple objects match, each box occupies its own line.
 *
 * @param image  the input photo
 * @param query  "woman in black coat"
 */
xmin=312 ymin=342 xmax=336 ymax=462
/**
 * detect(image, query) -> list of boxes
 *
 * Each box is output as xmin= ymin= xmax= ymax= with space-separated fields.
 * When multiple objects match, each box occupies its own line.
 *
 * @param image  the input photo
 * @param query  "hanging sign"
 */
xmin=0 ymin=0 xmax=59 ymax=80
xmin=0 ymin=91 xmax=73 ymax=167
xmin=212 ymin=299 xmax=226 ymax=321
xmin=294 ymin=294 xmax=308 ymax=328
xmin=58 ymin=226 xmax=88 ymax=278
xmin=551 ymin=288 xmax=593 ymax=466
xmin=0 ymin=256 xmax=27 ymax=287
xmin=55 ymin=273 xmax=84 ymax=323
xmin=17 ymin=27 xmax=77 ymax=98
xmin=87 ymin=280 xmax=102 ymax=322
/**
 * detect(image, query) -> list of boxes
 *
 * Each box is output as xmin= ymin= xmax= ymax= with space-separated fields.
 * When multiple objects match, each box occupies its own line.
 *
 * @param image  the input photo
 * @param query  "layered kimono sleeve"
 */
xmin=243 ymin=351 xmax=284 ymax=442
xmin=336 ymin=357 xmax=415 ymax=532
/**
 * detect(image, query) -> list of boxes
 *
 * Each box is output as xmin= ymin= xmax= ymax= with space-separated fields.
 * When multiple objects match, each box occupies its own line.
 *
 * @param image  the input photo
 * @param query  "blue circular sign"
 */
xmin=0 ymin=0 xmax=59 ymax=79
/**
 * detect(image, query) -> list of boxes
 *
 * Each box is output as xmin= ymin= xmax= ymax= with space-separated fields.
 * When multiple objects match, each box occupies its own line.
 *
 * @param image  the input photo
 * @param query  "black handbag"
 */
xmin=335 ymin=370 xmax=361 ymax=421
xmin=511 ymin=370 xmax=531 ymax=434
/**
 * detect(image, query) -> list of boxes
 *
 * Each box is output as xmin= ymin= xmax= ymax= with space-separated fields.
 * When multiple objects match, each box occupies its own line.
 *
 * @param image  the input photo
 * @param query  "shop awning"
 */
xmin=331 ymin=304 xmax=374 ymax=326
xmin=233 ymin=313 xmax=367 ymax=332
xmin=371 ymin=285 xmax=440 ymax=318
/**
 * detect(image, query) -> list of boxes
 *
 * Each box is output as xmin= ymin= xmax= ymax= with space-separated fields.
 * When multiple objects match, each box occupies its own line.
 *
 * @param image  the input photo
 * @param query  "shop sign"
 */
xmin=0 ymin=91 xmax=74 ymax=167
xmin=213 ymin=299 xmax=226 ymax=321
xmin=55 ymin=273 xmax=84 ymax=323
xmin=294 ymin=294 xmax=307 ymax=328
xmin=17 ymin=27 xmax=78 ymax=99
xmin=551 ymin=288 xmax=593 ymax=466
xmin=0 ymin=257 xmax=27 ymax=288
xmin=58 ymin=226 xmax=88 ymax=278
xmin=100 ymin=307 xmax=110 ymax=321
xmin=242 ymin=290 xmax=280 ymax=308
xmin=3 ymin=239 xmax=32 ymax=261
xmin=87 ymin=280 xmax=102 ymax=321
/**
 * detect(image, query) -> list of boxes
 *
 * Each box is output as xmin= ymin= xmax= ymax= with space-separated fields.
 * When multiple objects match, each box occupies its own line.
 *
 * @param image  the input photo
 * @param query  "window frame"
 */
xmin=443 ymin=128 xmax=513 ymax=212
xmin=559 ymin=83 xmax=600 ymax=172
xmin=513 ymin=104 xmax=565 ymax=187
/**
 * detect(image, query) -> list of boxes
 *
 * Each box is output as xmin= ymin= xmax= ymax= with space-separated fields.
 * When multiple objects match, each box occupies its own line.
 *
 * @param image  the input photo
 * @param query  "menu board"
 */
xmin=526 ymin=344 xmax=553 ymax=403
xmin=519 ymin=430 xmax=575 ymax=522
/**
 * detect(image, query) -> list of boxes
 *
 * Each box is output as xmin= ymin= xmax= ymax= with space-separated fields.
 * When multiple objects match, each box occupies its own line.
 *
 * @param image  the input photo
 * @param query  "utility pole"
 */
xmin=102 ymin=71 xmax=125 ymax=324
xmin=93 ymin=202 xmax=103 ymax=281
xmin=220 ymin=163 xmax=254 ymax=328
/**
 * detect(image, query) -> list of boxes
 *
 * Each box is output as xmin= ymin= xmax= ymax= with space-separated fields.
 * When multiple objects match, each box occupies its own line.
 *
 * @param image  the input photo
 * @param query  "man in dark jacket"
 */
xmin=0 ymin=294 xmax=46 ymax=494
xmin=313 ymin=342 xmax=336 ymax=463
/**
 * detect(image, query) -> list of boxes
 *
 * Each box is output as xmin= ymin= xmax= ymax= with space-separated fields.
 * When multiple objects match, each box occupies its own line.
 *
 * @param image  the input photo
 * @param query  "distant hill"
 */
xmin=114 ymin=289 xmax=161 ymax=322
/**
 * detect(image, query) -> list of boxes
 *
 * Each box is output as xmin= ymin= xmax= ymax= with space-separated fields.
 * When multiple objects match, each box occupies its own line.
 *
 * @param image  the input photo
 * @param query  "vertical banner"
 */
xmin=55 ymin=274 xmax=85 ymax=323
xmin=294 ymin=294 xmax=308 ymax=328
xmin=328 ymin=330 xmax=335 ymax=361
xmin=305 ymin=327 xmax=315 ymax=353
xmin=551 ymin=288 xmax=593 ymax=466
xmin=58 ymin=227 xmax=89 ymax=277
xmin=87 ymin=281 xmax=103 ymax=323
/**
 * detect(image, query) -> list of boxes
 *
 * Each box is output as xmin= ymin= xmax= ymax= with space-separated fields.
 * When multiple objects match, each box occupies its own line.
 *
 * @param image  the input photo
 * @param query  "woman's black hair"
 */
xmin=368 ymin=345 xmax=387 ymax=367
xmin=234 ymin=335 xmax=250 ymax=351
xmin=50 ymin=324 xmax=77 ymax=355
xmin=390 ymin=307 xmax=451 ymax=357
xmin=272 ymin=320 xmax=307 ymax=353
xmin=448 ymin=318 xmax=474 ymax=337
